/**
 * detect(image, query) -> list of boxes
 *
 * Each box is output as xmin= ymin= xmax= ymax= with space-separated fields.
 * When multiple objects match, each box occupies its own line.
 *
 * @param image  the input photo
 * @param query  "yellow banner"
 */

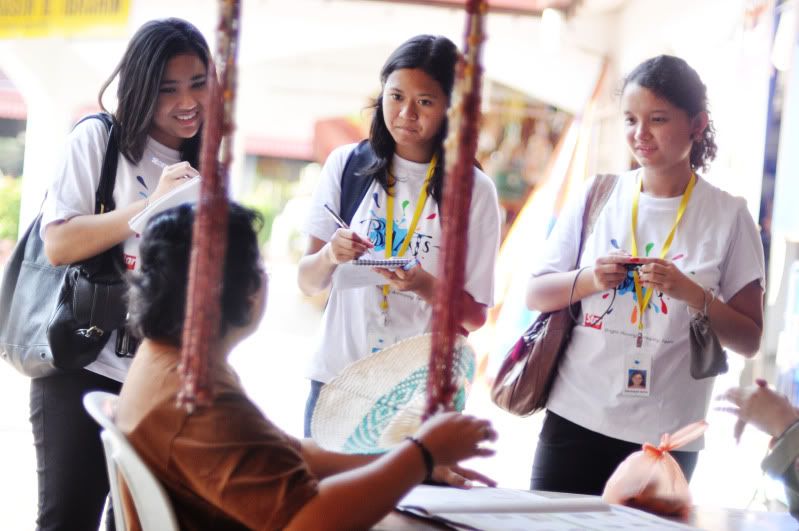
xmin=0 ymin=0 xmax=130 ymax=38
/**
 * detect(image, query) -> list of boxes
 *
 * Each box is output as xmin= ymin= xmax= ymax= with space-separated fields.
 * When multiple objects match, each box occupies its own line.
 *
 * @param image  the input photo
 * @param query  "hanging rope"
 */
xmin=425 ymin=0 xmax=487 ymax=419
xmin=178 ymin=0 xmax=241 ymax=412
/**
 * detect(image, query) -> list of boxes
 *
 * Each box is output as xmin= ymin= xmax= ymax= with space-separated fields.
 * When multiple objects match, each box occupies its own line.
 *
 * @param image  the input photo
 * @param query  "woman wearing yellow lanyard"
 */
xmin=298 ymin=35 xmax=501 ymax=438
xmin=525 ymin=55 xmax=765 ymax=495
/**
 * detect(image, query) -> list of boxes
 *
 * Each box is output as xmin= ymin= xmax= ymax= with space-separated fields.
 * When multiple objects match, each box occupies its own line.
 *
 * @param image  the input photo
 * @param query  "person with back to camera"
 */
xmin=718 ymin=379 xmax=799 ymax=518
xmin=297 ymin=34 xmax=501 ymax=437
xmin=115 ymin=202 xmax=498 ymax=531
xmin=36 ymin=18 xmax=210 ymax=529
xmin=525 ymin=55 xmax=765 ymax=495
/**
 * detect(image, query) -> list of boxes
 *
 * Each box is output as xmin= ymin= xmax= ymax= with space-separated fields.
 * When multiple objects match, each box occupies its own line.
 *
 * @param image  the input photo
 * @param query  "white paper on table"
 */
xmin=397 ymin=486 xmax=699 ymax=531
xmin=431 ymin=506 xmax=700 ymax=531
xmin=128 ymin=177 xmax=200 ymax=234
xmin=398 ymin=485 xmax=608 ymax=514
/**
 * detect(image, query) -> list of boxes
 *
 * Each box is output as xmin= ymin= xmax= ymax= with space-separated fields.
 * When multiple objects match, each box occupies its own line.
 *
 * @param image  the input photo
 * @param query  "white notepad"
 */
xmin=352 ymin=258 xmax=412 ymax=268
xmin=128 ymin=177 xmax=200 ymax=234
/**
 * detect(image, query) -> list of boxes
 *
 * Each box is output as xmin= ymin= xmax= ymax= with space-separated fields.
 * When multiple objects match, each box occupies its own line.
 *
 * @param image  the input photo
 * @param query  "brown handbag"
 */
xmin=490 ymin=174 xmax=618 ymax=416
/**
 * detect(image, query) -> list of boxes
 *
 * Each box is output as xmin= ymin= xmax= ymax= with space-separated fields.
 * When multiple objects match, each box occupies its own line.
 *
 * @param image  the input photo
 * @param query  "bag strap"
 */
xmin=576 ymin=173 xmax=618 ymax=265
xmin=566 ymin=174 xmax=619 ymax=321
xmin=339 ymin=139 xmax=378 ymax=227
xmin=73 ymin=113 xmax=124 ymax=273
xmin=77 ymin=113 xmax=119 ymax=214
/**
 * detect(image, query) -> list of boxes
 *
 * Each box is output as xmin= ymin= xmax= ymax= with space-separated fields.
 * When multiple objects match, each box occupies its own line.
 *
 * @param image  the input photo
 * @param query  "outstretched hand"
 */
xmin=430 ymin=464 xmax=497 ymax=489
xmin=716 ymin=379 xmax=799 ymax=442
xmin=415 ymin=412 xmax=497 ymax=468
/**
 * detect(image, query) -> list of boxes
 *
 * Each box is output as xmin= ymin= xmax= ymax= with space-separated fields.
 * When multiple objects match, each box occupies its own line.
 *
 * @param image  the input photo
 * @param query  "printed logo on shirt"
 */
xmin=124 ymin=254 xmax=137 ymax=270
xmin=584 ymin=314 xmax=604 ymax=330
xmin=359 ymin=192 xmax=438 ymax=259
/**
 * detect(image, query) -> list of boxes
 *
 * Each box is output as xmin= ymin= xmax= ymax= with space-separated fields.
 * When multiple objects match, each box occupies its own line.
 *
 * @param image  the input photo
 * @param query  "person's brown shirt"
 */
xmin=116 ymin=344 xmax=319 ymax=530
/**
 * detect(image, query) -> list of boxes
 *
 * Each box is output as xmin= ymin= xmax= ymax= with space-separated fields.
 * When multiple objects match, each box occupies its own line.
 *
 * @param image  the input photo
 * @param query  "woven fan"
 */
xmin=311 ymin=334 xmax=475 ymax=454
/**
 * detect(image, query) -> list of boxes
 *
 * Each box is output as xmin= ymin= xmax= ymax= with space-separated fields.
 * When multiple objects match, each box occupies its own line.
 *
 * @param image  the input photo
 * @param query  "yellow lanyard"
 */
xmin=631 ymin=171 xmax=695 ymax=344
xmin=380 ymin=153 xmax=438 ymax=315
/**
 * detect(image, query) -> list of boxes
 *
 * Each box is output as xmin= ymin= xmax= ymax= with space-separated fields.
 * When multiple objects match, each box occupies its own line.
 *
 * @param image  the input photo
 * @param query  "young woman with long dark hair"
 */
xmin=298 ymin=35 xmax=501 ymax=437
xmin=35 ymin=18 xmax=210 ymax=529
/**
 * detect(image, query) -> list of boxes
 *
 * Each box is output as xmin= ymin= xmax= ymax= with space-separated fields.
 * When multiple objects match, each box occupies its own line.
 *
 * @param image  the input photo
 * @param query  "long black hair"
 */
xmin=366 ymin=34 xmax=458 ymax=204
xmin=623 ymin=55 xmax=717 ymax=172
xmin=98 ymin=18 xmax=211 ymax=167
xmin=127 ymin=202 xmax=264 ymax=347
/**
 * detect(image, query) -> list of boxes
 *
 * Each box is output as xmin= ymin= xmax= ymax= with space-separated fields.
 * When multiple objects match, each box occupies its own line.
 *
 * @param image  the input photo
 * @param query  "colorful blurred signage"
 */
xmin=0 ymin=0 xmax=130 ymax=38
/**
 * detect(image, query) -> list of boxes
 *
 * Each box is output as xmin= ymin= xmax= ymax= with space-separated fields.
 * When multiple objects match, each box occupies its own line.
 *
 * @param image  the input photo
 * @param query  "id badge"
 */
xmin=622 ymin=349 xmax=652 ymax=397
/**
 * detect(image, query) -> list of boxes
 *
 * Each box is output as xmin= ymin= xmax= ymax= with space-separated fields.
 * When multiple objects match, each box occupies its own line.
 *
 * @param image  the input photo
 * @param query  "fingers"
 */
xmin=437 ymin=468 xmax=473 ymax=489
xmin=161 ymin=161 xmax=199 ymax=180
xmin=473 ymin=448 xmax=496 ymax=458
xmin=372 ymin=267 xmax=397 ymax=281
xmin=714 ymin=405 xmax=741 ymax=415
xmin=716 ymin=387 xmax=742 ymax=407
xmin=592 ymin=260 xmax=626 ymax=290
xmin=733 ymin=418 xmax=746 ymax=443
xmin=451 ymin=465 xmax=497 ymax=488
xmin=328 ymin=230 xmax=373 ymax=263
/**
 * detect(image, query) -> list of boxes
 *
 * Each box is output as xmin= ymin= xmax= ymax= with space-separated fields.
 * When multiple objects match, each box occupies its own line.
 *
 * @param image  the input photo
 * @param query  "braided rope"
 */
xmin=178 ymin=0 xmax=241 ymax=411
xmin=425 ymin=0 xmax=487 ymax=419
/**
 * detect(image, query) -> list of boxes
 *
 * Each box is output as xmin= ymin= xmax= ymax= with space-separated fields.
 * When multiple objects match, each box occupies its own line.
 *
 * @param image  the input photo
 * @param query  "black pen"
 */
xmin=323 ymin=203 xmax=349 ymax=229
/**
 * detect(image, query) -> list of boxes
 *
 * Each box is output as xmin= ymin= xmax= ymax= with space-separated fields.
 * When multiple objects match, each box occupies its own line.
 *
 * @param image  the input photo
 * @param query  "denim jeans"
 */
xmin=303 ymin=380 xmax=325 ymax=438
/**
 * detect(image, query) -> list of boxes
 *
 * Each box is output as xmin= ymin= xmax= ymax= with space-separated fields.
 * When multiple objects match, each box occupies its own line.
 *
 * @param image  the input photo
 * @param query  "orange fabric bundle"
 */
xmin=602 ymin=421 xmax=707 ymax=518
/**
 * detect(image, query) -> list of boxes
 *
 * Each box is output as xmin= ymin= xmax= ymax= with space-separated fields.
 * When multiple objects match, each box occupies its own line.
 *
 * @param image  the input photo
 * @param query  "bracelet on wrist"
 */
xmin=405 ymin=436 xmax=434 ymax=481
xmin=687 ymin=287 xmax=715 ymax=317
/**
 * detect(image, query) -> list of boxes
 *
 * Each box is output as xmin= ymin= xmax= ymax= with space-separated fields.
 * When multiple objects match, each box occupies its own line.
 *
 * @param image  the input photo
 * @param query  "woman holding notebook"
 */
xmin=298 ymin=34 xmax=501 ymax=436
xmin=36 ymin=18 xmax=210 ymax=529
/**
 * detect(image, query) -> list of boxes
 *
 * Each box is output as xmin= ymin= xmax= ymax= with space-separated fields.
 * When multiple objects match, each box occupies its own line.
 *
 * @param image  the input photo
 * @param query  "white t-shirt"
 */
xmin=41 ymin=117 xmax=182 ymax=382
xmin=531 ymin=170 xmax=765 ymax=451
xmin=303 ymin=143 xmax=501 ymax=383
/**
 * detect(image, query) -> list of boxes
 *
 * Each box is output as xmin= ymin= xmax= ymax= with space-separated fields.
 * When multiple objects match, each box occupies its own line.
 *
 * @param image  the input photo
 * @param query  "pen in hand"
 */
xmin=322 ymin=204 xmax=374 ymax=261
xmin=323 ymin=204 xmax=349 ymax=229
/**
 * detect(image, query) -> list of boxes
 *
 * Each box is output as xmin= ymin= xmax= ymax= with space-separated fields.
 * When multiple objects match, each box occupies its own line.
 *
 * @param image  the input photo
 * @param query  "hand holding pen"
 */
xmin=323 ymin=203 xmax=374 ymax=264
xmin=149 ymin=158 xmax=199 ymax=205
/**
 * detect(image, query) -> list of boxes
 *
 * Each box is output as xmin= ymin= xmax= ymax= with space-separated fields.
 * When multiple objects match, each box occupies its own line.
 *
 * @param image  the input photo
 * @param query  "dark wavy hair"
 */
xmin=98 ymin=18 xmax=211 ymax=166
xmin=623 ymin=55 xmax=717 ymax=172
xmin=127 ymin=202 xmax=264 ymax=347
xmin=365 ymin=34 xmax=458 ymax=204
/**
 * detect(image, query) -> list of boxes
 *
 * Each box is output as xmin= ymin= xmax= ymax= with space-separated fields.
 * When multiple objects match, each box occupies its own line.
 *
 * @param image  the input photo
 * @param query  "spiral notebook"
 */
xmin=351 ymin=258 xmax=412 ymax=268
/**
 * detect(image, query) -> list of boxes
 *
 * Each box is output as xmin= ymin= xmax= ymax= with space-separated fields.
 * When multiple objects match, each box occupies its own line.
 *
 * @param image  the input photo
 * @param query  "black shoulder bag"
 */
xmin=0 ymin=113 xmax=128 ymax=377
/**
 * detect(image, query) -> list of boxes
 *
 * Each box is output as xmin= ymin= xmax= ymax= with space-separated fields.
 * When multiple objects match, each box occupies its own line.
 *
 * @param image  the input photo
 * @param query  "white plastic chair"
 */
xmin=83 ymin=391 xmax=180 ymax=531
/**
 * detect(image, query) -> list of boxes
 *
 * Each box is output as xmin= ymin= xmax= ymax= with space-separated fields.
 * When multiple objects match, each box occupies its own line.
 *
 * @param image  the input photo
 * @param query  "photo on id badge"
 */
xmin=623 ymin=351 xmax=651 ymax=396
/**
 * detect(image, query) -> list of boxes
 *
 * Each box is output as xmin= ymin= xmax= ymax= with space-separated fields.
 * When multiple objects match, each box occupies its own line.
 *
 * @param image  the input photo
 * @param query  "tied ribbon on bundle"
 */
xmin=642 ymin=421 xmax=708 ymax=458
xmin=602 ymin=420 xmax=707 ymax=518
